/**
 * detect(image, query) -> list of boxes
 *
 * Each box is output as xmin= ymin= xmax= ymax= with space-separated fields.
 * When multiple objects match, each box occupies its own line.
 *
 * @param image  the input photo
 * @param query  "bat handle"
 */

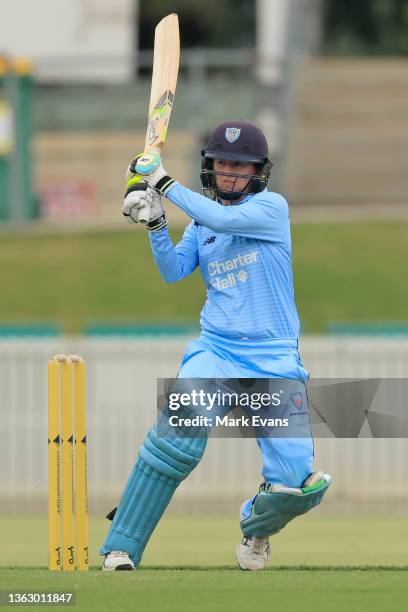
xmin=138 ymin=203 xmax=151 ymax=224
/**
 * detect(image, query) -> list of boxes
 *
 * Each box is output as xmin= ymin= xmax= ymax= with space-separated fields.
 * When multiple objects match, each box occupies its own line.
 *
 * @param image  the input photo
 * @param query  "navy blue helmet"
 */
xmin=200 ymin=120 xmax=273 ymax=201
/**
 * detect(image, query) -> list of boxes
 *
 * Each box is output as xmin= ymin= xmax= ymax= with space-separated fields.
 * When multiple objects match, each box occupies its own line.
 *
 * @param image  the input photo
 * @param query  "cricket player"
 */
xmin=101 ymin=120 xmax=331 ymax=571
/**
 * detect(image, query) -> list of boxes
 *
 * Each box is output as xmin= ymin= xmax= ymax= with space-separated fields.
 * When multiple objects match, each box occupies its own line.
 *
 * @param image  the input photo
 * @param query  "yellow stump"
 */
xmin=48 ymin=360 xmax=61 ymax=570
xmin=61 ymin=358 xmax=75 ymax=570
xmin=74 ymin=358 xmax=88 ymax=570
xmin=48 ymin=355 xmax=88 ymax=571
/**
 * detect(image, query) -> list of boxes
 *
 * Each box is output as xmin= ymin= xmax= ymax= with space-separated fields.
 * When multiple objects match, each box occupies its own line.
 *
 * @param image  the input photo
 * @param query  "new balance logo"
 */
xmin=203 ymin=236 xmax=216 ymax=245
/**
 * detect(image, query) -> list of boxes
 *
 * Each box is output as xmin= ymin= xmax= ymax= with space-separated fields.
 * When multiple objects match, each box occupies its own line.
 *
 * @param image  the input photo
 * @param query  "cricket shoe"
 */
xmin=102 ymin=550 xmax=134 ymax=571
xmin=236 ymin=535 xmax=270 ymax=571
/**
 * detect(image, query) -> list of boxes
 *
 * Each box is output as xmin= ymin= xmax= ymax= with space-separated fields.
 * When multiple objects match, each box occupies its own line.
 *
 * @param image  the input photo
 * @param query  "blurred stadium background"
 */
xmin=0 ymin=0 xmax=407 ymax=521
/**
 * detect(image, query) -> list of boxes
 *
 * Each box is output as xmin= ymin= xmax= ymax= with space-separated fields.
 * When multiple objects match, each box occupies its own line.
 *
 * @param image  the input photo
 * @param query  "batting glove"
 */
xmin=146 ymin=188 xmax=167 ymax=231
xmin=123 ymin=176 xmax=166 ymax=231
xmin=123 ymin=176 xmax=152 ymax=224
xmin=132 ymin=153 xmax=176 ymax=195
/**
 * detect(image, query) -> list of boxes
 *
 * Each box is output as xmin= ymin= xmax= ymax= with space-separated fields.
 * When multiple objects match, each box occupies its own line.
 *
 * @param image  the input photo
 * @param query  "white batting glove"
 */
xmin=146 ymin=188 xmax=167 ymax=231
xmin=122 ymin=179 xmax=152 ymax=224
xmin=131 ymin=153 xmax=176 ymax=195
xmin=123 ymin=175 xmax=166 ymax=231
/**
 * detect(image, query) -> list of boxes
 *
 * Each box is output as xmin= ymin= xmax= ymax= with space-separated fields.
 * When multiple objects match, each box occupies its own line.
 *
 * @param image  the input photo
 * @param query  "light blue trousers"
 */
xmin=100 ymin=332 xmax=313 ymax=564
xmin=178 ymin=331 xmax=314 ymax=487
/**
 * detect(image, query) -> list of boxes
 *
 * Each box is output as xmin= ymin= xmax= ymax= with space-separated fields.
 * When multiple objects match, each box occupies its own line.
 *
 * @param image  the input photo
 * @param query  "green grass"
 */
xmin=2 ymin=515 xmax=408 ymax=568
xmin=1 ymin=568 xmax=408 ymax=612
xmin=0 ymin=223 xmax=406 ymax=333
xmin=0 ymin=228 xmax=202 ymax=334
xmin=292 ymin=223 xmax=408 ymax=332
xmin=1 ymin=516 xmax=407 ymax=611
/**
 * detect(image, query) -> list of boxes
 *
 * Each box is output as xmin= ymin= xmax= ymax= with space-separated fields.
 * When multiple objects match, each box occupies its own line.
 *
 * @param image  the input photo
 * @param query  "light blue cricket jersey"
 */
xmin=148 ymin=184 xmax=301 ymax=340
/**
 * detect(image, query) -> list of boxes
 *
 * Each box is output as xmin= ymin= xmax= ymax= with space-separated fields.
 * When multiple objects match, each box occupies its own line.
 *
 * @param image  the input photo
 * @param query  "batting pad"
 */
xmin=100 ymin=425 xmax=206 ymax=565
xmin=241 ymin=474 xmax=332 ymax=538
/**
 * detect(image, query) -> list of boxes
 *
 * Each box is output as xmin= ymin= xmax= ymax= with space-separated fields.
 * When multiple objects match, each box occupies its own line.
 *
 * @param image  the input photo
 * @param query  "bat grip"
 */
xmin=138 ymin=203 xmax=151 ymax=224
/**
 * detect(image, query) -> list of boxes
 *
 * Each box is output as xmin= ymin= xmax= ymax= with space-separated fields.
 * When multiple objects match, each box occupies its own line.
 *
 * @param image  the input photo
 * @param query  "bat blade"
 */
xmin=138 ymin=13 xmax=179 ymax=225
xmin=144 ymin=13 xmax=180 ymax=154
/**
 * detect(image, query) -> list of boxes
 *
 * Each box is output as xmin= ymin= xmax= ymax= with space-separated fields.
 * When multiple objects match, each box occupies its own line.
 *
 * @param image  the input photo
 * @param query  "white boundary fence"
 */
xmin=1 ymin=336 xmax=407 ymax=515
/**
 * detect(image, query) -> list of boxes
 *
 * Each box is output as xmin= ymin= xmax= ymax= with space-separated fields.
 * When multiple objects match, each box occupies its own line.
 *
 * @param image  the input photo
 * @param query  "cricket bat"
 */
xmin=138 ymin=13 xmax=180 ymax=223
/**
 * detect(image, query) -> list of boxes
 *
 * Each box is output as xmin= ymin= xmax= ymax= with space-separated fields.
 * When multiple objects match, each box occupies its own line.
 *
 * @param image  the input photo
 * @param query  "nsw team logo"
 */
xmin=225 ymin=127 xmax=241 ymax=143
xmin=291 ymin=392 xmax=303 ymax=410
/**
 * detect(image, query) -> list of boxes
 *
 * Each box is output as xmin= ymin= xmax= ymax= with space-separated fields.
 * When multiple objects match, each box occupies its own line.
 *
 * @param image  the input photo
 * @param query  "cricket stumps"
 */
xmin=48 ymin=354 xmax=88 ymax=571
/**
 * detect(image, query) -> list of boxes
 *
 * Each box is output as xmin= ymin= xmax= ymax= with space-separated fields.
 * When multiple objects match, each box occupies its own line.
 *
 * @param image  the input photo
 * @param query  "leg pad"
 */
xmin=241 ymin=475 xmax=332 ymax=537
xmin=100 ymin=426 xmax=206 ymax=565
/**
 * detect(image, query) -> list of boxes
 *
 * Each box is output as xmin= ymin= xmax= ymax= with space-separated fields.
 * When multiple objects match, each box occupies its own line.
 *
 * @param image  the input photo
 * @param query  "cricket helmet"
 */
xmin=200 ymin=120 xmax=273 ymax=201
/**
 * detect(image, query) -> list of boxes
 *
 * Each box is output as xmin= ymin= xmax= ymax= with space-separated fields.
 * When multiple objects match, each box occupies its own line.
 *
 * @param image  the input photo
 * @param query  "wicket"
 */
xmin=48 ymin=354 xmax=88 ymax=571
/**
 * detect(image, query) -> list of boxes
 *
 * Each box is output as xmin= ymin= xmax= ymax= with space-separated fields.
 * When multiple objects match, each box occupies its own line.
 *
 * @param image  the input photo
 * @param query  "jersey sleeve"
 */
xmin=165 ymin=183 xmax=290 ymax=243
xmin=148 ymin=222 xmax=198 ymax=283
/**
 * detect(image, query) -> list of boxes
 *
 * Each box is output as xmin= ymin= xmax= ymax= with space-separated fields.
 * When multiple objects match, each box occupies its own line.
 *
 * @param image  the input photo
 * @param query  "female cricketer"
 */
xmin=101 ymin=119 xmax=331 ymax=571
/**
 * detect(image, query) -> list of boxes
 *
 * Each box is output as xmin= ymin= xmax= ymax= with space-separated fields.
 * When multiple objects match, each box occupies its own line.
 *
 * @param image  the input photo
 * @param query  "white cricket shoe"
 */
xmin=236 ymin=536 xmax=270 ymax=571
xmin=102 ymin=550 xmax=134 ymax=571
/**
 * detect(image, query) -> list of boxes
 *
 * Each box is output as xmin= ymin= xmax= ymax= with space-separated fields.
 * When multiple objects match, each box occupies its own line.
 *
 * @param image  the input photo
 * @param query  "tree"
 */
xmin=138 ymin=0 xmax=255 ymax=49
xmin=323 ymin=0 xmax=408 ymax=55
